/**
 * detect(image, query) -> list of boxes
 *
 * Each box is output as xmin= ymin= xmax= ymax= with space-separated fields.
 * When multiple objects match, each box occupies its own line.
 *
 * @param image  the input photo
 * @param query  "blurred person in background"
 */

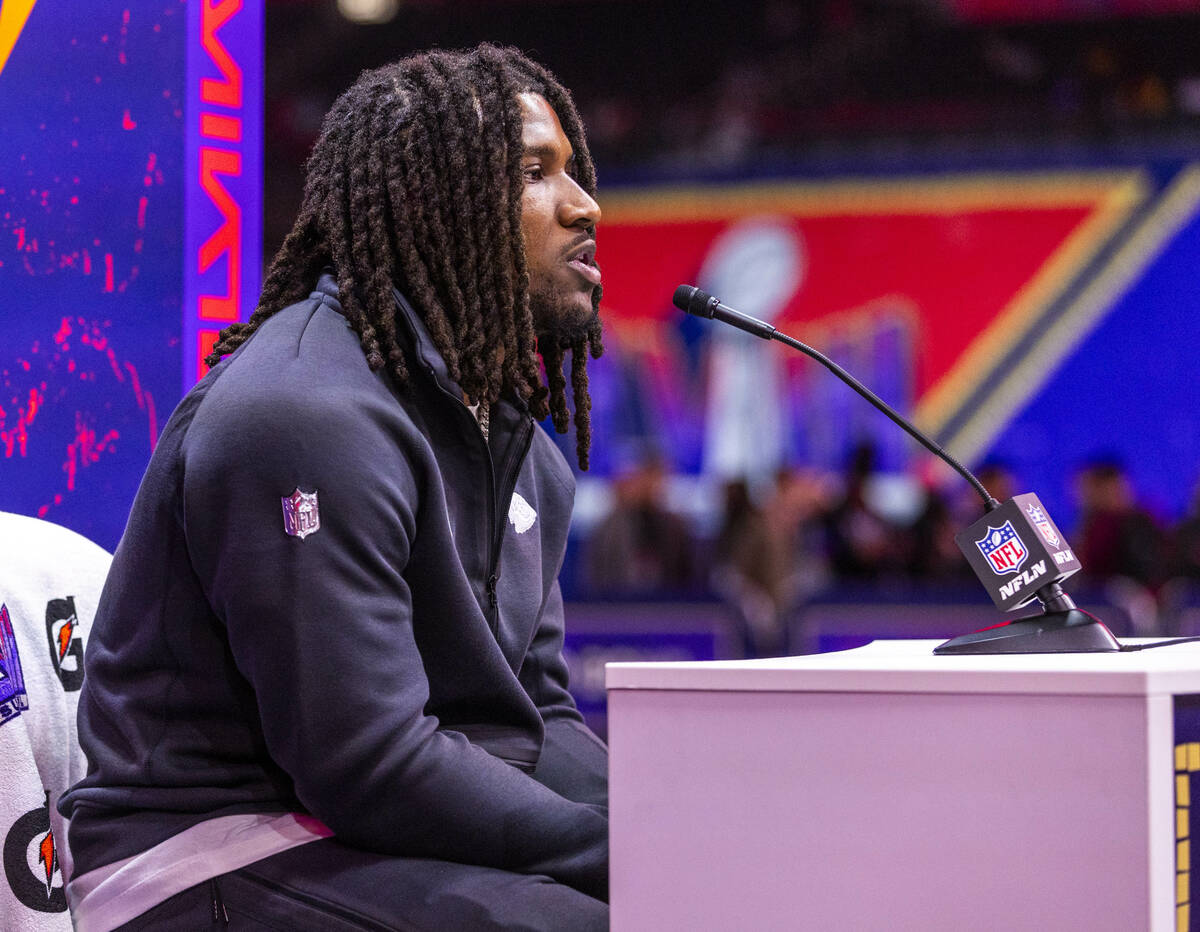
xmin=1073 ymin=457 xmax=1166 ymax=634
xmin=822 ymin=442 xmax=909 ymax=581
xmin=585 ymin=451 xmax=697 ymax=595
xmin=771 ymin=467 xmax=837 ymax=602
xmin=711 ymin=469 xmax=834 ymax=656
xmin=1074 ymin=457 xmax=1165 ymax=589
xmin=906 ymin=485 xmax=965 ymax=583
xmin=1172 ymin=480 xmax=1200 ymax=582
xmin=712 ymin=478 xmax=785 ymax=656
xmin=1161 ymin=477 xmax=1200 ymax=633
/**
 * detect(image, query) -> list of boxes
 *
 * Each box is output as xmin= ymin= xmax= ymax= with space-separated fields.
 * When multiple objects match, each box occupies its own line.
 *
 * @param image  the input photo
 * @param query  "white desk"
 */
xmin=607 ymin=640 xmax=1200 ymax=931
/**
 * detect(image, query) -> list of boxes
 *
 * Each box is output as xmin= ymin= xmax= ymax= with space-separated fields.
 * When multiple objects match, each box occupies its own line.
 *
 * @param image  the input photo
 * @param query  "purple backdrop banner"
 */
xmin=0 ymin=2 xmax=261 ymax=551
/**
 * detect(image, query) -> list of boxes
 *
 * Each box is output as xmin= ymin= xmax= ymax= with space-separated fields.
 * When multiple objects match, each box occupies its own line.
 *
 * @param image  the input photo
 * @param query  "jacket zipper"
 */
xmin=486 ymin=419 xmax=533 ymax=631
xmin=426 ymin=370 xmax=531 ymax=635
xmin=209 ymin=877 xmax=229 ymax=925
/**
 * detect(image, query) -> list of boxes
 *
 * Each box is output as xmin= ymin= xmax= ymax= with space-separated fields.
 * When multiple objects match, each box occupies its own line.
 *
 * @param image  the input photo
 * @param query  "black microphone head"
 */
xmin=672 ymin=284 xmax=715 ymax=318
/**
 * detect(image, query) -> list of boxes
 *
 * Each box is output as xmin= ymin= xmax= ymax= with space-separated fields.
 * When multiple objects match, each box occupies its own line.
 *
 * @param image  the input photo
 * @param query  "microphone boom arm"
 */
xmin=770 ymin=329 xmax=998 ymax=512
xmin=673 ymin=283 xmax=997 ymax=510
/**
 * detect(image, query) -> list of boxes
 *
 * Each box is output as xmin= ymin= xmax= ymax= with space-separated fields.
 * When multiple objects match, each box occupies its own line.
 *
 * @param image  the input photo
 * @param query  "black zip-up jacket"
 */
xmin=60 ymin=274 xmax=609 ymax=899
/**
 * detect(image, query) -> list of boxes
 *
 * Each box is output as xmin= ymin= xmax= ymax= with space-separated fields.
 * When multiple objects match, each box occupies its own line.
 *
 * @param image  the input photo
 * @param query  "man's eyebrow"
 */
xmin=522 ymin=143 xmax=574 ymax=162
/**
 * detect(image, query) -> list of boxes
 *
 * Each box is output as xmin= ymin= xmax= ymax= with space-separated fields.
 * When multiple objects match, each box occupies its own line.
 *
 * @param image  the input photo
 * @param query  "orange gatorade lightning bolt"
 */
xmin=57 ymin=616 xmax=74 ymax=662
xmin=38 ymin=827 xmax=56 ymax=896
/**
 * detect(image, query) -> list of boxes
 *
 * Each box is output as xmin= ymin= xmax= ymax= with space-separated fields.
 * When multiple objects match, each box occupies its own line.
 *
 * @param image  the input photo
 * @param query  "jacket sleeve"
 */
xmin=524 ymin=581 xmax=609 ymax=810
xmin=182 ymin=390 xmax=607 ymax=899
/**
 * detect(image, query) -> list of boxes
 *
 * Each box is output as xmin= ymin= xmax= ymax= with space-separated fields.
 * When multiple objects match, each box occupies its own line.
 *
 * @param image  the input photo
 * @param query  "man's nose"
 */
xmin=560 ymin=177 xmax=601 ymax=229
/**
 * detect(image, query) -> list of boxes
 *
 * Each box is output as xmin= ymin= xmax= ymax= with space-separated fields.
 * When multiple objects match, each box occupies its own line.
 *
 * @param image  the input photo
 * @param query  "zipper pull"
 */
xmin=210 ymin=877 xmax=230 ymax=924
xmin=487 ymin=574 xmax=498 ymax=609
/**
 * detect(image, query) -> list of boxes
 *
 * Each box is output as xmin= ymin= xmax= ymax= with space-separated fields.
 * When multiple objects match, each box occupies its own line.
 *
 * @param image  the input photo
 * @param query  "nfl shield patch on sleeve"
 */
xmin=282 ymin=488 xmax=320 ymax=540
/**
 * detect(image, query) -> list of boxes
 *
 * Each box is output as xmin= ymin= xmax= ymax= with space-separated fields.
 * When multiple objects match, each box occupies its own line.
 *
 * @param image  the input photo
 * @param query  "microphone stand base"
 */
xmin=934 ymin=609 xmax=1121 ymax=655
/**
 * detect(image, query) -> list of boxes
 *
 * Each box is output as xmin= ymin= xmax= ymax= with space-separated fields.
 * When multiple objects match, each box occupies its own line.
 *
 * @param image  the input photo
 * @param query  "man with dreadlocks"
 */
xmin=60 ymin=46 xmax=610 ymax=930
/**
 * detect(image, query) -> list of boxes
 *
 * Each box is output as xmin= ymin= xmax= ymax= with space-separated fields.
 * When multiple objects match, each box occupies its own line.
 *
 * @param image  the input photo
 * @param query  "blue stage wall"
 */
xmin=0 ymin=1 xmax=261 ymax=551
xmin=994 ymin=171 xmax=1200 ymax=527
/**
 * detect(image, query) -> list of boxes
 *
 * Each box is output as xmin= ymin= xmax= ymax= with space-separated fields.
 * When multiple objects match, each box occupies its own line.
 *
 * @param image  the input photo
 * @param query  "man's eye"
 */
xmin=523 ymin=166 xmax=543 ymax=182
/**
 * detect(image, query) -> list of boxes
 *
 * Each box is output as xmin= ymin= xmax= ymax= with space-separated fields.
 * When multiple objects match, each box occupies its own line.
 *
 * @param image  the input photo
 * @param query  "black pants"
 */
xmin=114 ymin=838 xmax=609 ymax=931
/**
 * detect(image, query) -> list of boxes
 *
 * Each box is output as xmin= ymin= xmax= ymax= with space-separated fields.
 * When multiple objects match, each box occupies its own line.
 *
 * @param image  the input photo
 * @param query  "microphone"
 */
xmin=673 ymin=285 xmax=778 ymax=340
xmin=672 ymin=284 xmax=1120 ymax=654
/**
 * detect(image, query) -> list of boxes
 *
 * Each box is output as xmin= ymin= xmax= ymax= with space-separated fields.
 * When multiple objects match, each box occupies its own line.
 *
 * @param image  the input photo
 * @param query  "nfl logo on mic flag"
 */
xmin=975 ymin=521 xmax=1028 ymax=576
xmin=955 ymin=493 xmax=1081 ymax=613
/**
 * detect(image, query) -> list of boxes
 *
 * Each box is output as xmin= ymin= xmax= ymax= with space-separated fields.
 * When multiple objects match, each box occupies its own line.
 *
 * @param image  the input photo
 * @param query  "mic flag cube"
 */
xmin=955 ymin=493 xmax=1081 ymax=613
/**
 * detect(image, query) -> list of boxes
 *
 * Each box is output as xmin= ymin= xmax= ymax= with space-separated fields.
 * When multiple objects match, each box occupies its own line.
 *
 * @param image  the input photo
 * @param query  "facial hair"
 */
xmin=530 ymin=275 xmax=602 ymax=350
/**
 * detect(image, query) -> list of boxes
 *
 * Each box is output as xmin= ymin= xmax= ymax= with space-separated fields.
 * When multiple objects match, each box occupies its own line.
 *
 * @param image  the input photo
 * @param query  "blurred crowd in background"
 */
xmin=568 ymin=452 xmax=1200 ymax=652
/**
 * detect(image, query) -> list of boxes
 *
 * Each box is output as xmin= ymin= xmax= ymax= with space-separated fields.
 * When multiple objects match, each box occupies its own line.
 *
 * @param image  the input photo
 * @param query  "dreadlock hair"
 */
xmin=205 ymin=44 xmax=604 ymax=468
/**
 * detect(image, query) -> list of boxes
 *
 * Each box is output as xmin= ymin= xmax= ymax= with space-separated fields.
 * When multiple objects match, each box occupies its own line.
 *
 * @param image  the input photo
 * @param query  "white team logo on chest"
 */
xmin=508 ymin=492 xmax=537 ymax=534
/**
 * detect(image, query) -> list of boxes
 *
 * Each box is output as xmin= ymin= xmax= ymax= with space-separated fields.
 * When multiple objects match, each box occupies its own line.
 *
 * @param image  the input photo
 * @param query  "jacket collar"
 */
xmin=313 ymin=270 xmax=529 ymax=416
xmin=390 ymin=285 xmax=458 ymax=393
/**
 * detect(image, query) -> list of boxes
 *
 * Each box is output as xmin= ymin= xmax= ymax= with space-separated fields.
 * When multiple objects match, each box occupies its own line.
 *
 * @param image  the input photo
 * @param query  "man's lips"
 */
xmin=566 ymin=241 xmax=601 ymax=286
